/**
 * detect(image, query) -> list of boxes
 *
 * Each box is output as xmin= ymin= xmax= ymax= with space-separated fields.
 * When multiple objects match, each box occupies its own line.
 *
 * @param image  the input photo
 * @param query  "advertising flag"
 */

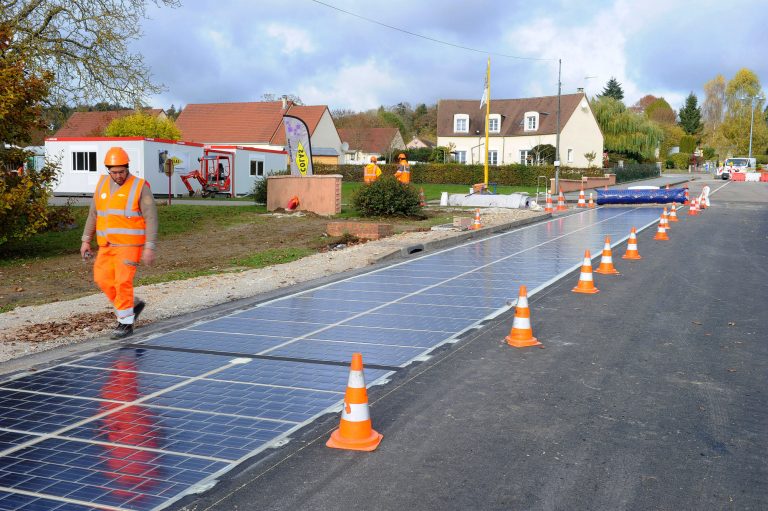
xmin=282 ymin=115 xmax=314 ymax=176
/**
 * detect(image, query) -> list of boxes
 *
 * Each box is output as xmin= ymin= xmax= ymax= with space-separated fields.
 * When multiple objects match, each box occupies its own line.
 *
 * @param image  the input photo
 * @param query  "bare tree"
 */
xmin=702 ymin=74 xmax=726 ymax=134
xmin=2 ymin=0 xmax=179 ymax=106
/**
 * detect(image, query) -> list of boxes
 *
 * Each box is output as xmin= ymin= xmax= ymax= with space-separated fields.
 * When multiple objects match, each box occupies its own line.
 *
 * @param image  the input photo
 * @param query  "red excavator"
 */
xmin=179 ymin=151 xmax=234 ymax=197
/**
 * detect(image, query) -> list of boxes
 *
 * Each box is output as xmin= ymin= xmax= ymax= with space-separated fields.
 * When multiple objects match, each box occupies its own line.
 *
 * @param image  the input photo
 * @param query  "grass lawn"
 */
xmin=341 ymin=182 xmax=538 ymax=202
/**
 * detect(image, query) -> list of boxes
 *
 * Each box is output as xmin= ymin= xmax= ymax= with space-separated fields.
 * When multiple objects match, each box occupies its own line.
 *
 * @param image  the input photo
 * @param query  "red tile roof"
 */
xmin=54 ymin=109 xmax=164 ymax=137
xmin=175 ymin=101 xmax=328 ymax=145
xmin=337 ymin=127 xmax=401 ymax=154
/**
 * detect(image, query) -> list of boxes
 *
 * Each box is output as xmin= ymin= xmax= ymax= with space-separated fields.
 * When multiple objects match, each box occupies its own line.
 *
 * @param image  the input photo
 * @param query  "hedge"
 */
xmin=313 ymin=162 xmax=658 ymax=186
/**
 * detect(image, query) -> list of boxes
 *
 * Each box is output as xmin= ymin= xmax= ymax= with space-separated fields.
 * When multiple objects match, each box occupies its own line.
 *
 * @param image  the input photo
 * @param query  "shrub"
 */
xmin=755 ymin=154 xmax=768 ymax=165
xmin=613 ymin=164 xmax=659 ymax=182
xmin=351 ymin=176 xmax=422 ymax=217
xmin=669 ymin=152 xmax=692 ymax=169
xmin=679 ymin=134 xmax=697 ymax=154
xmin=703 ymin=147 xmax=717 ymax=160
xmin=250 ymin=170 xmax=290 ymax=204
xmin=0 ymin=148 xmax=61 ymax=246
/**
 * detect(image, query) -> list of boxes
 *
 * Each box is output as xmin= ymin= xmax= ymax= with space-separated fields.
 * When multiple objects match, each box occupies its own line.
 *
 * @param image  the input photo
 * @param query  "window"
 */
xmin=250 ymin=159 xmax=264 ymax=176
xmin=523 ymin=111 xmax=539 ymax=131
xmin=519 ymin=150 xmax=530 ymax=165
xmin=454 ymin=151 xmax=467 ymax=164
xmin=454 ymin=114 xmax=469 ymax=133
xmin=72 ymin=151 xmax=97 ymax=172
xmin=567 ymin=149 xmax=574 ymax=163
xmin=488 ymin=150 xmax=498 ymax=165
xmin=488 ymin=114 xmax=501 ymax=133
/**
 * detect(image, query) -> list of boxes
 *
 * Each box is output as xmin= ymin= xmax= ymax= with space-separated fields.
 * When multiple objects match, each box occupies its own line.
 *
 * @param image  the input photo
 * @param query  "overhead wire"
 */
xmin=309 ymin=0 xmax=557 ymax=62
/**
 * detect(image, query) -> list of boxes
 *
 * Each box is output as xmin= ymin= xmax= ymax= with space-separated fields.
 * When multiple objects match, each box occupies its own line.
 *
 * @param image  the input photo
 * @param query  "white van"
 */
xmin=717 ymin=157 xmax=755 ymax=180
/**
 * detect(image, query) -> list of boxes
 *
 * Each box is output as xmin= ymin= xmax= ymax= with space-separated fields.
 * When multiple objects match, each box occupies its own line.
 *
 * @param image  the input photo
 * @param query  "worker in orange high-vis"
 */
xmin=363 ymin=156 xmax=382 ymax=184
xmin=394 ymin=153 xmax=410 ymax=184
xmin=80 ymin=147 xmax=158 ymax=340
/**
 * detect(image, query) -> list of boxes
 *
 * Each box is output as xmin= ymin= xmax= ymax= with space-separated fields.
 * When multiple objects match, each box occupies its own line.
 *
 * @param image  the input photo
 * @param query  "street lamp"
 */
xmin=739 ymin=93 xmax=765 ymax=160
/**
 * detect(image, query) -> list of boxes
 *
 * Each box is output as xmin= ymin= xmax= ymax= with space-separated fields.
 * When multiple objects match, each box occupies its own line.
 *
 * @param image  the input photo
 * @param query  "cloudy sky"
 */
xmin=134 ymin=0 xmax=768 ymax=113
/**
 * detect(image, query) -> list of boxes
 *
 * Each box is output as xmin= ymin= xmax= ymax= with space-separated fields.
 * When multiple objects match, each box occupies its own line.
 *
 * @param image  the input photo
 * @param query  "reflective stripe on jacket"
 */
xmin=395 ymin=163 xmax=411 ymax=184
xmin=94 ymin=175 xmax=147 ymax=247
xmin=364 ymin=163 xmax=381 ymax=183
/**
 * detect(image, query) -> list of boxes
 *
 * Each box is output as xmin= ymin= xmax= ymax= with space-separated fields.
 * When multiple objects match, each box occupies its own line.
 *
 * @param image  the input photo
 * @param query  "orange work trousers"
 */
xmin=94 ymin=246 xmax=142 ymax=323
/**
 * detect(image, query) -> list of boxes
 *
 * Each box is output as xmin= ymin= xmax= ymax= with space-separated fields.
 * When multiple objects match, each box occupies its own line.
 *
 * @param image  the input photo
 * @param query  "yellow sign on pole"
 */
xmin=296 ymin=142 xmax=310 ymax=176
xmin=164 ymin=158 xmax=175 ymax=176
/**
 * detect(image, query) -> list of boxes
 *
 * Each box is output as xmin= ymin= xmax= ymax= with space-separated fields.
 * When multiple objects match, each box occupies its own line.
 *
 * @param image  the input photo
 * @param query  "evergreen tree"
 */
xmin=600 ymin=77 xmax=624 ymax=101
xmin=678 ymin=93 xmax=703 ymax=135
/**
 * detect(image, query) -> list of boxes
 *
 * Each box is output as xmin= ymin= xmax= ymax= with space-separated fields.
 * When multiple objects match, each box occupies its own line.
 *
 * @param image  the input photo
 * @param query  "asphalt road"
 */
xmin=176 ymin=179 xmax=767 ymax=511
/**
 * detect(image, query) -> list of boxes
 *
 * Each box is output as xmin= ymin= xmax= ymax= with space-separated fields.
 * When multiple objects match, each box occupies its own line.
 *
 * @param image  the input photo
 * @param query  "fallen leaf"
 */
xmin=691 ymin=321 xmax=702 ymax=325
xmin=14 ymin=287 xmax=24 ymax=292
xmin=727 ymin=368 xmax=737 ymax=372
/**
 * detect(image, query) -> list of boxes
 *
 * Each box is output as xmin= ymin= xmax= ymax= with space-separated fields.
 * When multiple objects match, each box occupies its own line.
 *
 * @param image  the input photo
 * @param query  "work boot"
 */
xmin=133 ymin=299 xmax=145 ymax=322
xmin=110 ymin=323 xmax=134 ymax=340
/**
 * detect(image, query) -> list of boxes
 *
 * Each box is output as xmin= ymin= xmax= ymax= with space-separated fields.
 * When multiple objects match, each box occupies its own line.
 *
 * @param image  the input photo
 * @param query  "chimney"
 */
xmin=576 ymin=87 xmax=584 ymax=93
xmin=281 ymin=96 xmax=287 ymax=109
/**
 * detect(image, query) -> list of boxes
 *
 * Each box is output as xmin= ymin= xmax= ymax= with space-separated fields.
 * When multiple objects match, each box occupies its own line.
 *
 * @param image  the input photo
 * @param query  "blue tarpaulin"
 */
xmin=596 ymin=188 xmax=687 ymax=205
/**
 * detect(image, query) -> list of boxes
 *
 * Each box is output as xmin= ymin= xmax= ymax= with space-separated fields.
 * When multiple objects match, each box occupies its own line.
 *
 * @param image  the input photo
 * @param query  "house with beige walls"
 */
xmin=437 ymin=93 xmax=603 ymax=168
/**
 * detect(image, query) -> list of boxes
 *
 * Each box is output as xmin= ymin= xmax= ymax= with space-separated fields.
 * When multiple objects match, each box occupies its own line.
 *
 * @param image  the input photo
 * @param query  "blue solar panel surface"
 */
xmin=0 ymin=207 xmax=661 ymax=510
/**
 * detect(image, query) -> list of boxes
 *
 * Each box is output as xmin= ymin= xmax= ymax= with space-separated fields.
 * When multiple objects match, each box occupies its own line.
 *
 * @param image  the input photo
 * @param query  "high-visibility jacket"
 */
xmin=94 ymin=174 xmax=147 ymax=247
xmin=364 ymin=163 xmax=381 ymax=183
xmin=395 ymin=163 xmax=411 ymax=184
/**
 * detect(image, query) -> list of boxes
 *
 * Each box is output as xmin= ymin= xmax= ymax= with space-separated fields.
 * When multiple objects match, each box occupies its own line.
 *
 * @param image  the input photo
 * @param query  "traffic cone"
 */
xmin=622 ymin=227 xmax=642 ymax=260
xmin=588 ymin=192 xmax=595 ymax=208
xmin=505 ymin=285 xmax=541 ymax=348
xmin=653 ymin=214 xmax=669 ymax=240
xmin=418 ymin=187 xmax=426 ymax=207
xmin=572 ymin=250 xmax=600 ymax=294
xmin=668 ymin=203 xmax=679 ymax=222
xmin=544 ymin=191 xmax=554 ymax=213
xmin=470 ymin=208 xmax=482 ymax=230
xmin=698 ymin=193 xmax=707 ymax=210
xmin=556 ymin=188 xmax=567 ymax=211
xmin=595 ymin=236 xmax=620 ymax=275
xmin=661 ymin=208 xmax=670 ymax=231
xmin=688 ymin=198 xmax=698 ymax=216
xmin=326 ymin=353 xmax=383 ymax=451
xmin=684 ymin=188 xmax=690 ymax=205
xmin=577 ymin=186 xmax=586 ymax=208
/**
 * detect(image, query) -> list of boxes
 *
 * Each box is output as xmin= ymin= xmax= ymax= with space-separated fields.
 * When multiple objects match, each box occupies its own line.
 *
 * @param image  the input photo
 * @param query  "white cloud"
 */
xmin=298 ymin=58 xmax=401 ymax=111
xmin=265 ymin=23 xmax=315 ymax=55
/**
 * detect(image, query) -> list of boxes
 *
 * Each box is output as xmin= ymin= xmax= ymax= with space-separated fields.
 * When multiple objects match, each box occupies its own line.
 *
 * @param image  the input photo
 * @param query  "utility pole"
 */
xmin=554 ymin=59 xmax=562 ymax=193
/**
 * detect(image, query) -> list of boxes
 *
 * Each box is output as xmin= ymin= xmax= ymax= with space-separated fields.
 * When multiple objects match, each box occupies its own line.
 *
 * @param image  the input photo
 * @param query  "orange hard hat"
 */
xmin=104 ymin=147 xmax=129 ymax=166
xmin=370 ymin=156 xmax=377 ymax=162
xmin=398 ymin=153 xmax=406 ymax=160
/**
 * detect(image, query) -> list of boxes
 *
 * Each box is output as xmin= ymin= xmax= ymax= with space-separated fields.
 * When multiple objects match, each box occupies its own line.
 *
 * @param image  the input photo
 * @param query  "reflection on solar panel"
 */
xmin=0 ymin=207 xmax=660 ymax=510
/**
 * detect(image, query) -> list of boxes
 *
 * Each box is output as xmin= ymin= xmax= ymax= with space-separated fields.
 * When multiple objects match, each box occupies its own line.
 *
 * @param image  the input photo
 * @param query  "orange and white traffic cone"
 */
xmin=698 ymin=193 xmax=707 ymax=210
xmin=470 ymin=208 xmax=482 ymax=230
xmin=684 ymin=188 xmax=690 ymax=205
xmin=668 ymin=203 xmax=679 ymax=222
xmin=418 ymin=187 xmax=426 ymax=207
xmin=595 ymin=236 xmax=620 ymax=275
xmin=688 ymin=198 xmax=698 ymax=216
xmin=556 ymin=188 xmax=567 ymax=211
xmin=587 ymin=192 xmax=595 ymax=208
xmin=505 ymin=285 xmax=541 ymax=348
xmin=661 ymin=208 xmax=670 ymax=231
xmin=653 ymin=214 xmax=669 ymax=240
xmin=326 ymin=353 xmax=383 ymax=452
xmin=577 ymin=186 xmax=586 ymax=208
xmin=622 ymin=227 xmax=642 ymax=260
xmin=572 ymin=250 xmax=600 ymax=294
xmin=544 ymin=191 xmax=554 ymax=213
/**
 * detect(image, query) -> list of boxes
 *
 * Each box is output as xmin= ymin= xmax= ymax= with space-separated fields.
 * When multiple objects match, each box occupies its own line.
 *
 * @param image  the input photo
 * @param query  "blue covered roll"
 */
xmin=596 ymin=188 xmax=687 ymax=205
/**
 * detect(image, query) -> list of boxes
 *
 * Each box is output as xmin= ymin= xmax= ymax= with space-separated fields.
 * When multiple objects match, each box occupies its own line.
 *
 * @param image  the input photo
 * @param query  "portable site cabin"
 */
xmin=45 ymin=137 xmax=204 ymax=196
xmin=202 ymin=145 xmax=288 ymax=196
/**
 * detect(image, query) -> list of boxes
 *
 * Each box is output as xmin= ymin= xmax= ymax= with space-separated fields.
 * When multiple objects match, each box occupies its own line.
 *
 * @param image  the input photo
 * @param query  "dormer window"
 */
xmin=454 ymin=114 xmax=469 ymax=133
xmin=524 ymin=111 xmax=539 ymax=131
xmin=488 ymin=114 xmax=501 ymax=133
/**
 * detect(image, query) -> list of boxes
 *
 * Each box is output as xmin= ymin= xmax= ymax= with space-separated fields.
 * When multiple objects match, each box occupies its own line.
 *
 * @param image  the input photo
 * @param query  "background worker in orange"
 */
xmin=394 ymin=153 xmax=410 ymax=184
xmin=80 ymin=147 xmax=158 ymax=340
xmin=363 ymin=155 xmax=381 ymax=183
